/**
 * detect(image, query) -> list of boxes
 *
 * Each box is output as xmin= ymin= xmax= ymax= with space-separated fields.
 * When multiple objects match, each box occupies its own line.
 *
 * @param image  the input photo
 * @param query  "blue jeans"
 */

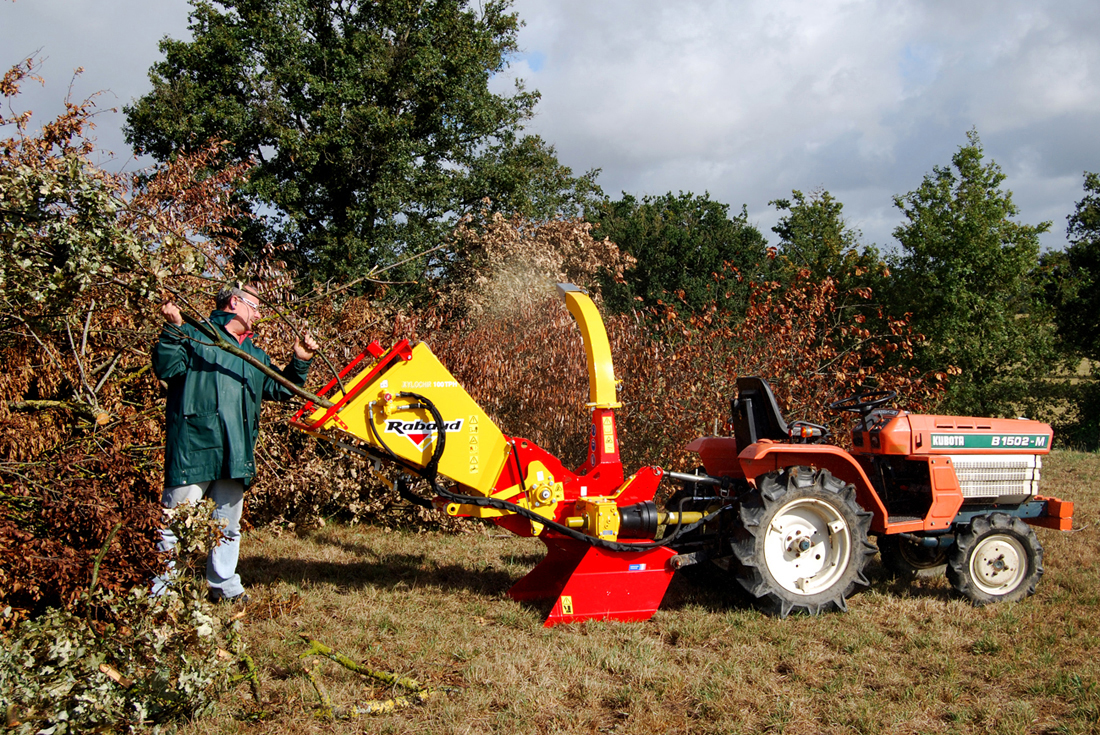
xmin=152 ymin=479 xmax=246 ymax=599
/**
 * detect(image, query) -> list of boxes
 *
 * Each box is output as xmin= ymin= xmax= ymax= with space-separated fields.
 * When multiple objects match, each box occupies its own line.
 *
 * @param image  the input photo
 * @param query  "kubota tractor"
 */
xmin=291 ymin=284 xmax=1073 ymax=625
xmin=675 ymin=377 xmax=1071 ymax=615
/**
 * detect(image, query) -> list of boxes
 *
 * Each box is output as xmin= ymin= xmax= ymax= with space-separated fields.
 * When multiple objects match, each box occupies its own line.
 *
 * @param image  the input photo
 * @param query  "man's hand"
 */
xmin=294 ymin=331 xmax=319 ymax=360
xmin=161 ymin=301 xmax=184 ymax=326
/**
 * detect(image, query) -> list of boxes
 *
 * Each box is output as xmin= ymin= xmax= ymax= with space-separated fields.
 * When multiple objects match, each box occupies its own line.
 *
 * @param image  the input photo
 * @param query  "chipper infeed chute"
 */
xmin=294 ymin=339 xmax=511 ymax=496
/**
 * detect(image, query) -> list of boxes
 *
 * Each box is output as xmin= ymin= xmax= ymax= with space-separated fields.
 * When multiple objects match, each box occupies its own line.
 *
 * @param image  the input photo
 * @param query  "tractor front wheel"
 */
xmin=733 ymin=467 xmax=876 ymax=617
xmin=947 ymin=513 xmax=1044 ymax=606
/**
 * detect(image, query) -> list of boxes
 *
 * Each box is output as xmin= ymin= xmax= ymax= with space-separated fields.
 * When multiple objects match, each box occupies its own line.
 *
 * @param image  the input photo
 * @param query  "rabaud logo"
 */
xmin=384 ymin=418 xmax=463 ymax=451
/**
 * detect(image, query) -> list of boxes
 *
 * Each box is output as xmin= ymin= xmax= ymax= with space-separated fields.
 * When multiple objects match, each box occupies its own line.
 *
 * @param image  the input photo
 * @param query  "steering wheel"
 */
xmin=828 ymin=389 xmax=897 ymax=415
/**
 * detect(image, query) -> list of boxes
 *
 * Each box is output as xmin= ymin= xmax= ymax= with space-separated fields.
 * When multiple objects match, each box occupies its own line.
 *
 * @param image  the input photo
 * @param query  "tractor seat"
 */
xmin=731 ymin=377 xmax=790 ymax=447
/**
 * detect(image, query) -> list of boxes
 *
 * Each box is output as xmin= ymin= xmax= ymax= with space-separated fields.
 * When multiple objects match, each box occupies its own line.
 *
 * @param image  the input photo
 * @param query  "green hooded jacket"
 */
xmin=152 ymin=311 xmax=311 ymax=487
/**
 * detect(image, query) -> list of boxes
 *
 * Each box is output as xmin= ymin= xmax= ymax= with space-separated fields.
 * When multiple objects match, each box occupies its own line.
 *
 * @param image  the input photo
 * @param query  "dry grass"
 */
xmin=182 ymin=450 xmax=1100 ymax=734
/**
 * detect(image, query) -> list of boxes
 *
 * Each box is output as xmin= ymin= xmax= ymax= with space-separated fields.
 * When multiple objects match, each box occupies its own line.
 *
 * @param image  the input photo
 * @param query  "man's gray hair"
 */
xmin=215 ymin=286 xmax=258 ymax=311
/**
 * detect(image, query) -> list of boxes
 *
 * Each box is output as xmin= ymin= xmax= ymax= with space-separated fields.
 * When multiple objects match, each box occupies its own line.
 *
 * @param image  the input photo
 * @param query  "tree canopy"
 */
xmin=888 ymin=130 xmax=1054 ymax=416
xmin=1047 ymin=172 xmax=1100 ymax=363
xmin=124 ymin=0 xmax=598 ymax=288
xmin=770 ymin=188 xmax=885 ymax=288
xmin=591 ymin=191 xmax=770 ymax=314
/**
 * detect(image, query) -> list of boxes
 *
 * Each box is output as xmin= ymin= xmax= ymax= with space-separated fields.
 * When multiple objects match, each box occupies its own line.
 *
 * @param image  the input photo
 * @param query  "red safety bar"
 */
xmin=290 ymin=339 xmax=413 ymax=431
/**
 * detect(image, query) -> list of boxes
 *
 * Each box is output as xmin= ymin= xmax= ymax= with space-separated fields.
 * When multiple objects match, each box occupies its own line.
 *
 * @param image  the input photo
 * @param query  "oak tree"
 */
xmin=1050 ymin=172 xmax=1100 ymax=362
xmin=770 ymin=188 xmax=886 ymax=288
xmin=124 ymin=0 xmax=597 ymax=288
xmin=1038 ymin=172 xmax=1100 ymax=448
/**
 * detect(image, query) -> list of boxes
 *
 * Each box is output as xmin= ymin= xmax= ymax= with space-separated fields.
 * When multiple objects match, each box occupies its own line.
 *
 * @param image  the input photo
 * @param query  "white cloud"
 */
xmin=505 ymin=0 xmax=1100 ymax=248
xmin=1 ymin=0 xmax=191 ymax=169
xmin=4 ymin=0 xmax=1098 ymax=249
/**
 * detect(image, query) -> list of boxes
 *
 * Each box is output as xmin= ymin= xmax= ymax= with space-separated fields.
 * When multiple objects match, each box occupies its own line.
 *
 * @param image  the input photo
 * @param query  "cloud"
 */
xmin=5 ymin=0 xmax=1098 ymax=250
xmin=1 ymin=0 xmax=191 ymax=169
xmin=501 ymin=0 xmax=1100 ymax=249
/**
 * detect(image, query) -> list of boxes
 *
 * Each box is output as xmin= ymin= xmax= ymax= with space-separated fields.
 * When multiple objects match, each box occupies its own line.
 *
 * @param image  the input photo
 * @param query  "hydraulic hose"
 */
xmin=397 ymin=391 xmax=733 ymax=554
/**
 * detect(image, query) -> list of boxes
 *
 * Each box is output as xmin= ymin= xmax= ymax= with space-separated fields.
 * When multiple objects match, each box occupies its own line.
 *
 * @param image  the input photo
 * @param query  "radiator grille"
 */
xmin=948 ymin=454 xmax=1041 ymax=499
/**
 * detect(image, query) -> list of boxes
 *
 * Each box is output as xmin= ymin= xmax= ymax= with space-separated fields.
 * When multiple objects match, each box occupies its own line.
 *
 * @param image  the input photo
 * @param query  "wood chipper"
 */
xmin=290 ymin=284 xmax=1074 ymax=625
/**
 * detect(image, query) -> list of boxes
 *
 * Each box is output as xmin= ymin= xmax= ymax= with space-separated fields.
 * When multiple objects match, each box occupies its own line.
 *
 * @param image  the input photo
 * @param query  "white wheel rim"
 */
xmin=763 ymin=497 xmax=852 ymax=596
xmin=969 ymin=534 xmax=1027 ymax=595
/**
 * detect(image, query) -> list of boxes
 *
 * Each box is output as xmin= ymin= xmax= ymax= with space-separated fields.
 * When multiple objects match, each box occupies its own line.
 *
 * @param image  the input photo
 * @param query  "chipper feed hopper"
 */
xmin=291 ymin=284 xmax=1074 ymax=625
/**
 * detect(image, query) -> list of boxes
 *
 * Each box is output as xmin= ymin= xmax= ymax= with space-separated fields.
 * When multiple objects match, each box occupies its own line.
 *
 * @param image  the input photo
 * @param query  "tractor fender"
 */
xmin=737 ymin=440 xmax=890 ymax=534
xmin=684 ymin=436 xmax=745 ymax=479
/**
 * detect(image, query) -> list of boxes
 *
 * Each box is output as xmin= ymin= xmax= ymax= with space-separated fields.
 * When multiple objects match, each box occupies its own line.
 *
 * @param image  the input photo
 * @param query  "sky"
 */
xmin=4 ymin=0 xmax=1099 ymax=252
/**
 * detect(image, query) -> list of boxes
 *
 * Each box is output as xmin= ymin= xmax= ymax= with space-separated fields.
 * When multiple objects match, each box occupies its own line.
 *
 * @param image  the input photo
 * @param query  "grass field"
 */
xmin=182 ymin=450 xmax=1100 ymax=735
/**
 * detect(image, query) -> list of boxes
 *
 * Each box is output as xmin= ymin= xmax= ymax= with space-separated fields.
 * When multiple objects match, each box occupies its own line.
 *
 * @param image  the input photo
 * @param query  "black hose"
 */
xmin=396 ymin=475 xmax=434 ymax=510
xmin=367 ymin=402 xmax=401 ymax=461
xmin=398 ymin=391 xmax=733 ymax=554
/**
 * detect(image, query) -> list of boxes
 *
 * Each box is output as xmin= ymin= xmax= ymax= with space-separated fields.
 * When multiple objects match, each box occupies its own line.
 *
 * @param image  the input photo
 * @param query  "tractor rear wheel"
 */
xmin=878 ymin=535 xmax=947 ymax=579
xmin=732 ymin=466 xmax=876 ymax=617
xmin=947 ymin=513 xmax=1044 ymax=606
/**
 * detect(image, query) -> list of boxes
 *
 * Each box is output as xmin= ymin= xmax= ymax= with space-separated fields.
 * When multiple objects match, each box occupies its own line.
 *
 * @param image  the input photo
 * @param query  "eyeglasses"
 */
xmin=237 ymin=295 xmax=261 ymax=314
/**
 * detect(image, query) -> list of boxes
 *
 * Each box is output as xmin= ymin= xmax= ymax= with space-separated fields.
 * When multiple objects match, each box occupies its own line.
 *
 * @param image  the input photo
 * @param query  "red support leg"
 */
xmin=507 ymin=536 xmax=678 ymax=626
xmin=506 ymin=536 xmax=588 ymax=602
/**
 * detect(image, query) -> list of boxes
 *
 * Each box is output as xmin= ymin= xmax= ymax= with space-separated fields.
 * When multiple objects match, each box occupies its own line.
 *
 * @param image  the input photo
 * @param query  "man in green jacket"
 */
xmin=151 ymin=286 xmax=317 ymax=602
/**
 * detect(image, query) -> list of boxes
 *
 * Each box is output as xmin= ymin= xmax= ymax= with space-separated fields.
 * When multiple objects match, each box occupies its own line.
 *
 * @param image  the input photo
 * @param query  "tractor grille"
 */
xmin=948 ymin=454 xmax=1041 ymax=499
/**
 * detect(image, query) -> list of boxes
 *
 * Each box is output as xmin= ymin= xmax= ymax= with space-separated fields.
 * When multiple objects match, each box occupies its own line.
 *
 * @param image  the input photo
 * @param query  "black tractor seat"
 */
xmin=731 ymin=377 xmax=791 ymax=448
xmin=731 ymin=377 xmax=830 ymax=446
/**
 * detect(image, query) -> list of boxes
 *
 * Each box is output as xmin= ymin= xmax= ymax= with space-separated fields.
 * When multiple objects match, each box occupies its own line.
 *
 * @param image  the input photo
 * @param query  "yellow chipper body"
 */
xmin=290 ymin=285 xmax=691 ymax=626
xmin=300 ymin=339 xmax=513 ymax=497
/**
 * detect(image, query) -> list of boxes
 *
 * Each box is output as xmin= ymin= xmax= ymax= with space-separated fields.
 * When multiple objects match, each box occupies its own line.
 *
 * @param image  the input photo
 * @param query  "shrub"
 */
xmin=0 ymin=504 xmax=242 ymax=733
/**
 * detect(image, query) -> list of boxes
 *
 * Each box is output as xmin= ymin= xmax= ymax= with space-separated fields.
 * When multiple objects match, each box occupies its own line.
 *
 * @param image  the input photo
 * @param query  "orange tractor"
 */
xmin=291 ymin=285 xmax=1073 ymax=624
